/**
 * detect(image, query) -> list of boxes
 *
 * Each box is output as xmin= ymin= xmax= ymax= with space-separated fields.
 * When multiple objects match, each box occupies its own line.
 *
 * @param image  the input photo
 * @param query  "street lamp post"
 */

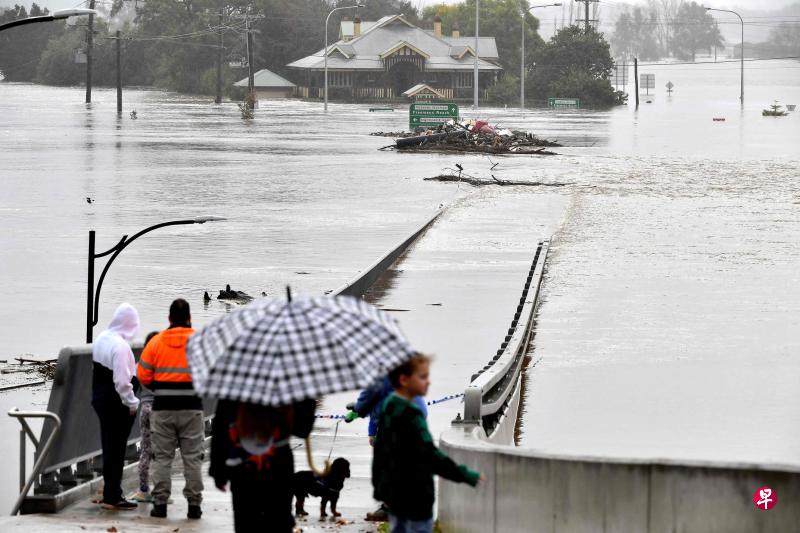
xmin=0 ymin=8 xmax=95 ymax=32
xmin=324 ymin=3 xmax=363 ymax=112
xmin=521 ymin=4 xmax=562 ymax=110
xmin=706 ymin=7 xmax=743 ymax=105
xmin=86 ymin=216 xmax=226 ymax=343
xmin=473 ymin=0 xmax=479 ymax=110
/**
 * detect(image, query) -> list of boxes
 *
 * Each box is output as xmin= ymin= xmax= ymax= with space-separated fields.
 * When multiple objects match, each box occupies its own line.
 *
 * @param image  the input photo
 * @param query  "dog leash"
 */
xmin=311 ymin=393 xmax=464 ymax=460
xmin=326 ymin=420 xmax=341 ymax=465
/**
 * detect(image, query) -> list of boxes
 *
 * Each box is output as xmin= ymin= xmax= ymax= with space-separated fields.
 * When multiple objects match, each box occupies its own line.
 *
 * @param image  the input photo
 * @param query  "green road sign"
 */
xmin=548 ymin=98 xmax=580 ymax=109
xmin=409 ymin=102 xmax=459 ymax=129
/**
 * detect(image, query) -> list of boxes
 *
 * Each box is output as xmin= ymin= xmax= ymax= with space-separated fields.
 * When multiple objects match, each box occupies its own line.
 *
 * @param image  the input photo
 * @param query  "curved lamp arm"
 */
xmin=87 ymin=216 xmax=226 ymax=342
xmin=0 ymin=8 xmax=95 ymax=32
xmin=705 ymin=7 xmax=743 ymax=104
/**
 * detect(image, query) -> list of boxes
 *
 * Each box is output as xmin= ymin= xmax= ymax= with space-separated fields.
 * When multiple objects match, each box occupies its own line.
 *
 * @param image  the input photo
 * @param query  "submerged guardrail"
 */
xmin=454 ymin=240 xmax=548 ymax=442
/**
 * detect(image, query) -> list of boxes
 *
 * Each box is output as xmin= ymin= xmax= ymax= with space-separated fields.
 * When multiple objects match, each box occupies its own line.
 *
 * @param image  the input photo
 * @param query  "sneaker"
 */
xmin=365 ymin=504 xmax=388 ymax=522
xmin=187 ymin=505 xmax=202 ymax=519
xmin=131 ymin=491 xmax=152 ymax=502
xmin=100 ymin=499 xmax=138 ymax=511
xmin=150 ymin=503 xmax=167 ymax=518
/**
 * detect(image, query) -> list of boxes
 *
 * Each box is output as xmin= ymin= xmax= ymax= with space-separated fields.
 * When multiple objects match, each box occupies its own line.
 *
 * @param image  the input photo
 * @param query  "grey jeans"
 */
xmin=151 ymin=409 xmax=204 ymax=506
xmin=389 ymin=514 xmax=434 ymax=533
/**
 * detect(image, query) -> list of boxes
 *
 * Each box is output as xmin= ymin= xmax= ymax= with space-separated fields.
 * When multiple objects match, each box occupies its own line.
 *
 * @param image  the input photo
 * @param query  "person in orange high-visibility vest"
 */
xmin=137 ymin=298 xmax=203 ymax=520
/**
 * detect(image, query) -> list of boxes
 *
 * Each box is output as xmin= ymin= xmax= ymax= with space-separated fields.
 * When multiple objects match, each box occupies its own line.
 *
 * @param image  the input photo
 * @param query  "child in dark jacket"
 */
xmin=372 ymin=354 xmax=483 ymax=533
xmin=346 ymin=375 xmax=428 ymax=445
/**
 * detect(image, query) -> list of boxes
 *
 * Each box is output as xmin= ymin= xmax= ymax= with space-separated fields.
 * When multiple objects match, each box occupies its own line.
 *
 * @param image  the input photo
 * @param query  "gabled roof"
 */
xmin=448 ymin=45 xmax=475 ymax=59
xmin=327 ymin=44 xmax=355 ymax=58
xmin=442 ymin=37 xmax=499 ymax=60
xmin=286 ymin=14 xmax=502 ymax=72
xmin=234 ymin=68 xmax=296 ymax=88
xmin=402 ymin=83 xmax=445 ymax=98
xmin=379 ymin=41 xmax=430 ymax=60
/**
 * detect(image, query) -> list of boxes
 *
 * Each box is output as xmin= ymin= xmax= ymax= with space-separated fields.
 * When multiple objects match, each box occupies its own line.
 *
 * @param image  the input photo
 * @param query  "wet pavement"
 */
xmin=0 ymin=190 xmax=565 ymax=529
xmin=3 ymin=59 xmax=799 ymax=511
xmin=0 ymin=433 xmax=380 ymax=533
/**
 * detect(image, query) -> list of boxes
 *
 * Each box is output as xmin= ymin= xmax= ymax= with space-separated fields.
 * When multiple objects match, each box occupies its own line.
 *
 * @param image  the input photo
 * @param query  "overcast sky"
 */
xmin=416 ymin=0 xmax=800 ymax=9
xmin=2 ymin=0 xmax=798 ymax=21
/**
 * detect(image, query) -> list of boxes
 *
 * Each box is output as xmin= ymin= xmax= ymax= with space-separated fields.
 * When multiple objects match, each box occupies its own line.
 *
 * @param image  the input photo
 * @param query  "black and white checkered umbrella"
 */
xmin=186 ymin=294 xmax=416 ymax=406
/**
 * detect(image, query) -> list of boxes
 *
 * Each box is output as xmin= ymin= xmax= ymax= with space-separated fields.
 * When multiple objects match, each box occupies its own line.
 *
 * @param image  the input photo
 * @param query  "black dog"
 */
xmin=293 ymin=458 xmax=351 ymax=518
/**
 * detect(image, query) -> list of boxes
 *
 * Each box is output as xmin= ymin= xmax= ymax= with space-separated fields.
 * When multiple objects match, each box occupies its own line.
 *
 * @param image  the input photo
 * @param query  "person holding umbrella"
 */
xmin=187 ymin=288 xmax=417 ymax=533
xmin=210 ymin=399 xmax=315 ymax=531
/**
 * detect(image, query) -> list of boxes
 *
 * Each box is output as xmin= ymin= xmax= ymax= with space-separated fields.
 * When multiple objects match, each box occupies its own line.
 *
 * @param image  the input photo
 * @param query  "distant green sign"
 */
xmin=548 ymin=98 xmax=580 ymax=109
xmin=409 ymin=102 xmax=459 ymax=129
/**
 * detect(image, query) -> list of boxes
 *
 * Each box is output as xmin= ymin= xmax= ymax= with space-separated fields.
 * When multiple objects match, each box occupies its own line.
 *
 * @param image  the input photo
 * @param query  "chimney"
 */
xmin=452 ymin=20 xmax=460 ymax=38
xmin=354 ymin=16 xmax=361 ymax=37
xmin=342 ymin=16 xmax=351 ymax=41
xmin=433 ymin=14 xmax=442 ymax=37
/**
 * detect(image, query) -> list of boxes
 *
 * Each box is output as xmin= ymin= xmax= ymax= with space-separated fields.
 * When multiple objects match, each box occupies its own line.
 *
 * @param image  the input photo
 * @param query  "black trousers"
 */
xmin=92 ymin=400 xmax=136 ymax=503
xmin=230 ymin=454 xmax=294 ymax=533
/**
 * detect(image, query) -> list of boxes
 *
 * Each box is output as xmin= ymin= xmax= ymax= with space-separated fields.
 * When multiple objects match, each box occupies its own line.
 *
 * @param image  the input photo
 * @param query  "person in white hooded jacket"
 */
xmin=92 ymin=302 xmax=141 ymax=510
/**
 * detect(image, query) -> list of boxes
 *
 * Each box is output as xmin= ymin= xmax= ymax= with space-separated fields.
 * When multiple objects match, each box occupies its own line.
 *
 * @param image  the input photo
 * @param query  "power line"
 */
xmin=638 ymin=55 xmax=800 ymax=66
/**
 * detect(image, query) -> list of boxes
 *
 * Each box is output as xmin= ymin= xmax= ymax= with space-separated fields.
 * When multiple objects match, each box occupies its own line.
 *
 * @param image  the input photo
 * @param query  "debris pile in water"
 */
xmin=376 ymin=120 xmax=560 ymax=155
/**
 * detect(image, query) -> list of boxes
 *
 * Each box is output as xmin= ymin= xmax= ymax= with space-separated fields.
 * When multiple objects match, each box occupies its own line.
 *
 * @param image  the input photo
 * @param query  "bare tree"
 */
xmin=648 ymin=0 xmax=682 ymax=55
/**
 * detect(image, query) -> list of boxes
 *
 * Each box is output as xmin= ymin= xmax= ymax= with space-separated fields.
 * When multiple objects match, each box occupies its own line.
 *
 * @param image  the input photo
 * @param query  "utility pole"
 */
xmin=85 ymin=0 xmax=95 ymax=103
xmin=634 ymin=57 xmax=639 ymax=108
xmin=573 ymin=0 xmax=598 ymax=31
xmin=520 ymin=15 xmax=524 ymax=110
xmin=215 ymin=12 xmax=223 ymax=104
xmin=229 ymin=12 xmax=263 ymax=107
xmin=115 ymin=30 xmax=122 ymax=114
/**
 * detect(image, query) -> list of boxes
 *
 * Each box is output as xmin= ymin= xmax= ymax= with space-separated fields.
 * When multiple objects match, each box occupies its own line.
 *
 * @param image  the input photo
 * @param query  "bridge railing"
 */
xmin=455 ymin=240 xmax=548 ymax=443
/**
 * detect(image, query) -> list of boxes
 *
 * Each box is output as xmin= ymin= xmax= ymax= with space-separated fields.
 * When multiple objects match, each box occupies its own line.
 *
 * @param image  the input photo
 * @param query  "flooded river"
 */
xmin=1 ymin=59 xmax=799 ymax=508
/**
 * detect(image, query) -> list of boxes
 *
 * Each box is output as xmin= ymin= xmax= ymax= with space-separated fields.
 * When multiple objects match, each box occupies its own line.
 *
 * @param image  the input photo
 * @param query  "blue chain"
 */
xmin=314 ymin=392 xmax=464 ymax=419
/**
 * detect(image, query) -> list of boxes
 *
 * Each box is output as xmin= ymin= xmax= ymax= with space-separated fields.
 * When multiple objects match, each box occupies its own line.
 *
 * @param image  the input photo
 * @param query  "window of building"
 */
xmin=329 ymin=71 xmax=352 ymax=87
xmin=455 ymin=72 xmax=473 ymax=88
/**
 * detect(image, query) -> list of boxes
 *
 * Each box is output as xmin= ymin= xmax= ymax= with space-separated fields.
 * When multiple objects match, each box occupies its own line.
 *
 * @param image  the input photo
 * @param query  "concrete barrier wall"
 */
xmin=438 ymin=428 xmax=800 ymax=533
xmin=37 ymin=343 xmax=145 ymax=474
xmin=333 ymin=209 xmax=442 ymax=298
xmin=37 ymin=343 xmax=216 ymax=475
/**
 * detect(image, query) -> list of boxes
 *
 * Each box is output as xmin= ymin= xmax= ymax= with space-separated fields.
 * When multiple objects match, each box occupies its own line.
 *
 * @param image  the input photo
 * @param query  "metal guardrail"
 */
xmin=457 ymin=240 xmax=549 ymax=435
xmin=8 ymin=409 xmax=62 ymax=516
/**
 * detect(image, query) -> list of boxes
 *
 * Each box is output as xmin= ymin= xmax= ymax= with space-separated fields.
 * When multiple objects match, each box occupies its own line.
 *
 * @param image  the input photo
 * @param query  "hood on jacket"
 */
xmin=160 ymin=327 xmax=194 ymax=349
xmin=107 ymin=303 xmax=140 ymax=341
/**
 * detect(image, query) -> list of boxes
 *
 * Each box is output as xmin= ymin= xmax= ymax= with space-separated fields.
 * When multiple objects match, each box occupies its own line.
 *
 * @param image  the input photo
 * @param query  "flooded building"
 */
xmin=287 ymin=14 xmax=502 ymax=102
xmin=233 ymin=68 xmax=296 ymax=99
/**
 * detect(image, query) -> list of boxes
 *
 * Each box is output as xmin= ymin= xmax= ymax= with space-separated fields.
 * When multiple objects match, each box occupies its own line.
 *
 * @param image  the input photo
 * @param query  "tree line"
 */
xmin=1 ymin=0 xmax=623 ymax=107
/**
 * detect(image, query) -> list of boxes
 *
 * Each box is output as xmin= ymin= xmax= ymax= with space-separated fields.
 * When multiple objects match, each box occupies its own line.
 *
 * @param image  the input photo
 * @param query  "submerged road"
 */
xmin=0 ymin=190 xmax=566 ymax=531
